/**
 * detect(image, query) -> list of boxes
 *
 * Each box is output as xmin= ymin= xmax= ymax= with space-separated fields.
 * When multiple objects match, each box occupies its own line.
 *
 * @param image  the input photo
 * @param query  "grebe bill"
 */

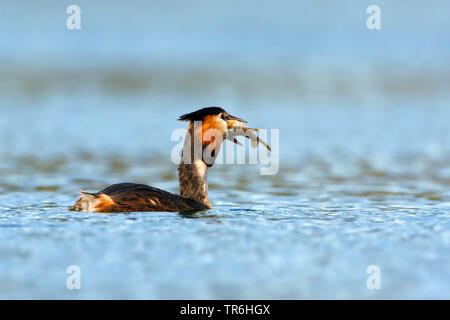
xmin=69 ymin=107 xmax=270 ymax=213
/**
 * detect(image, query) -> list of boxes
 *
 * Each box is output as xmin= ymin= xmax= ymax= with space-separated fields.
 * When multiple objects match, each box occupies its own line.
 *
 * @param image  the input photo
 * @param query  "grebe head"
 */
xmin=178 ymin=107 xmax=249 ymax=166
xmin=178 ymin=106 xmax=247 ymax=133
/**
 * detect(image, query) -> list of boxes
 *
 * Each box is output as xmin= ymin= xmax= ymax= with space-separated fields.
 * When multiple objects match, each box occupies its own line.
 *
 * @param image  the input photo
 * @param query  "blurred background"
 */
xmin=0 ymin=0 xmax=449 ymax=299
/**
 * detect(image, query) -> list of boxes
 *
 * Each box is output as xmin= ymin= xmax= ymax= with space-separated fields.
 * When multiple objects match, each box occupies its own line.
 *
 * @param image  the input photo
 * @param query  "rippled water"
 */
xmin=1 ymin=0 xmax=450 ymax=299
xmin=1 ymin=101 xmax=450 ymax=299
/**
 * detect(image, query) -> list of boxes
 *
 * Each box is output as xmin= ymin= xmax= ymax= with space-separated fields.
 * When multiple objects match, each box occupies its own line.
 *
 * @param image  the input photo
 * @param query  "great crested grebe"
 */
xmin=70 ymin=107 xmax=270 ymax=213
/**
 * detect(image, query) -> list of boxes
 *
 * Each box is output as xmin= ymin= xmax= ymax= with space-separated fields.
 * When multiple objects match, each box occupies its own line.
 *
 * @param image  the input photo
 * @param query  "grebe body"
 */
xmin=70 ymin=183 xmax=209 ymax=213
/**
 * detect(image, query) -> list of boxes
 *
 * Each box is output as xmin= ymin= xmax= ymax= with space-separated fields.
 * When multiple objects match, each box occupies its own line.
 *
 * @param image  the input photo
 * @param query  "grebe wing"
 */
xmin=97 ymin=183 xmax=207 ymax=213
xmin=70 ymin=183 xmax=207 ymax=213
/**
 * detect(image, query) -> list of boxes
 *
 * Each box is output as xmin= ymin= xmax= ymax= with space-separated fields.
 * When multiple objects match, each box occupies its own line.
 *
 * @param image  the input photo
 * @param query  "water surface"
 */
xmin=0 ymin=0 xmax=449 ymax=299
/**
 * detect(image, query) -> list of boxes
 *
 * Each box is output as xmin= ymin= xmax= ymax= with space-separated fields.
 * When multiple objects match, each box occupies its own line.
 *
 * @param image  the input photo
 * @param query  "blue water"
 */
xmin=0 ymin=1 xmax=449 ymax=299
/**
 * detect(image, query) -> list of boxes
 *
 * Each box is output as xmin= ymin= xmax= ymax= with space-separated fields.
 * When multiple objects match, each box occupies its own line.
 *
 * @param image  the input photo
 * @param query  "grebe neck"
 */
xmin=178 ymin=161 xmax=211 ymax=208
xmin=177 ymin=125 xmax=212 ymax=209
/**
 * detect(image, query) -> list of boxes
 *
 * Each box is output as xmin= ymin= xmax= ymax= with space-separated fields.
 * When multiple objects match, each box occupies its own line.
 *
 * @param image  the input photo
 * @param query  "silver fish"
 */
xmin=226 ymin=125 xmax=271 ymax=151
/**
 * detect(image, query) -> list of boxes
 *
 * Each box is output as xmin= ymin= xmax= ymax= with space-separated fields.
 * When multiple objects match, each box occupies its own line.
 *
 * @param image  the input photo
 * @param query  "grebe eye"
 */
xmin=221 ymin=113 xmax=226 ymax=120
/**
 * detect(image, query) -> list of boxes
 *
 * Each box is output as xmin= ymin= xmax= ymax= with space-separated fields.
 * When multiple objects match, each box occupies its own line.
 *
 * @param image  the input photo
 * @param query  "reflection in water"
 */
xmin=179 ymin=212 xmax=221 ymax=220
